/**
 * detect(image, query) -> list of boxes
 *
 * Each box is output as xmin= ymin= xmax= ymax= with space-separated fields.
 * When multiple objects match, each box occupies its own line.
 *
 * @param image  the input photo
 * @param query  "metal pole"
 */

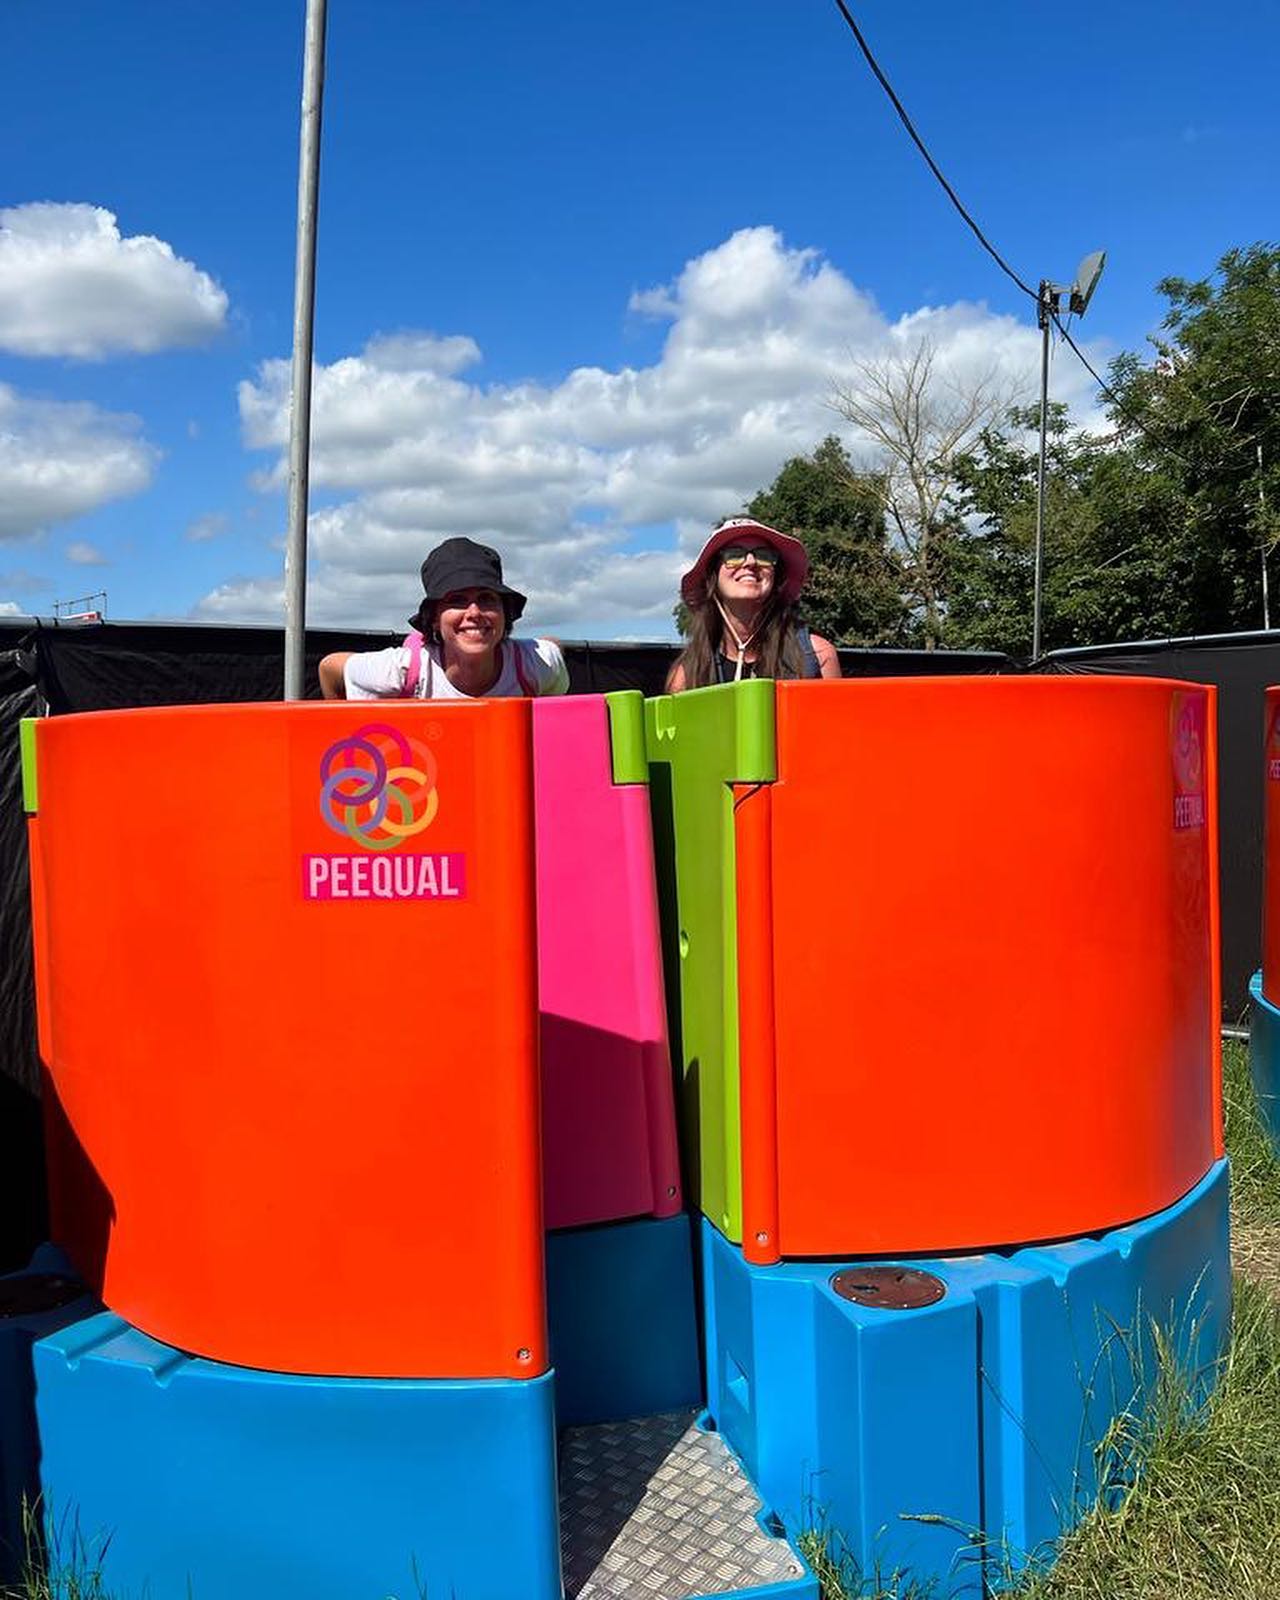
xmin=283 ymin=0 xmax=328 ymax=701
xmin=1260 ymin=442 xmax=1271 ymax=631
xmin=1031 ymin=282 xmax=1052 ymax=661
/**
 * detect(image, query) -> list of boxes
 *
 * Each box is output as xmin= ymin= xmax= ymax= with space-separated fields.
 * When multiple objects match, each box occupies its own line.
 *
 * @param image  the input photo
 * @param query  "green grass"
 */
xmin=809 ymin=1041 xmax=1280 ymax=1600
xmin=1009 ymin=1275 xmax=1280 ymax=1600
xmin=1 ymin=1500 xmax=115 ymax=1600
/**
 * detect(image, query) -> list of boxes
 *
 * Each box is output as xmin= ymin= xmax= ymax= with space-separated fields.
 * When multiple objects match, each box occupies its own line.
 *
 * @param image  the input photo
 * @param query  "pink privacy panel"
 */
xmin=533 ymin=695 xmax=681 ymax=1229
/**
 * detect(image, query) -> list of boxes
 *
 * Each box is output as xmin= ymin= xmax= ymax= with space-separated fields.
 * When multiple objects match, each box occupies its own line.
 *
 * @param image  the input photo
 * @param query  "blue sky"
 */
xmin=1 ymin=0 xmax=1275 ymax=637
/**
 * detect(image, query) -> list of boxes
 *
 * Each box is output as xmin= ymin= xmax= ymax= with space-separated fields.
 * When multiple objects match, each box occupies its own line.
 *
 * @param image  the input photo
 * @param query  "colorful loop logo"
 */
xmin=320 ymin=723 xmax=439 ymax=851
xmin=1173 ymin=698 xmax=1204 ymax=792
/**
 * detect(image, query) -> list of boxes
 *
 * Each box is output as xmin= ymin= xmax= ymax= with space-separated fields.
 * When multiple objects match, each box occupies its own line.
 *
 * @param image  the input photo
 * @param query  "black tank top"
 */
xmin=715 ymin=626 xmax=820 ymax=683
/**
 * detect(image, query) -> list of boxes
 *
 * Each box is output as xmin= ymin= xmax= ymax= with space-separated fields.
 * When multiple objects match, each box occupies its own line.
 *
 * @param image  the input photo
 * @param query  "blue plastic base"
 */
xmin=547 ymin=1211 xmax=702 ymax=1425
xmin=0 ymin=1248 xmax=98 ymax=1587
xmin=34 ymin=1316 xmax=561 ymax=1600
xmin=702 ymin=1158 xmax=1230 ymax=1596
xmin=1250 ymin=971 xmax=1280 ymax=1146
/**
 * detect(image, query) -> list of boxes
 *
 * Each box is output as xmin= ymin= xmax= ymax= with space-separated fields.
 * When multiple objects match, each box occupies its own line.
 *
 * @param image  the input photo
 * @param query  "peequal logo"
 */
xmin=1171 ymin=694 xmax=1206 ymax=832
xmin=320 ymin=722 xmax=438 ymax=849
xmin=304 ymin=722 xmax=465 ymax=901
xmin=1269 ymin=704 xmax=1280 ymax=782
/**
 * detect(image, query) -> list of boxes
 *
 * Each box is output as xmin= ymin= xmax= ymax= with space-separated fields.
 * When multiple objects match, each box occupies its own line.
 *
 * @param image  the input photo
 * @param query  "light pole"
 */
xmin=1032 ymin=251 xmax=1105 ymax=660
xmin=283 ymin=0 xmax=328 ymax=701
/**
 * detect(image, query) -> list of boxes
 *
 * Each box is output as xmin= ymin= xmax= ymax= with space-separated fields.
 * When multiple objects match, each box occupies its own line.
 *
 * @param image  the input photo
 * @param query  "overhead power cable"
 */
xmin=829 ymin=1 xmax=1209 ymax=477
xmin=1050 ymin=311 xmax=1198 ymax=472
xmin=829 ymin=0 xmax=1037 ymax=303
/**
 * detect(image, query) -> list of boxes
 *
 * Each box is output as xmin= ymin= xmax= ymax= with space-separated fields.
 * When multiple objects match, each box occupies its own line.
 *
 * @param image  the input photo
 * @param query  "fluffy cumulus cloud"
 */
xmin=0 ymin=203 xmax=228 ymax=359
xmin=205 ymin=227 xmax=1101 ymax=633
xmin=0 ymin=383 xmax=156 ymax=540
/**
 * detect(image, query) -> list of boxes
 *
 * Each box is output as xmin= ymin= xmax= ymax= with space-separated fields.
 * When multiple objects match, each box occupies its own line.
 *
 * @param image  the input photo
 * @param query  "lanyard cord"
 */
xmin=713 ymin=596 xmax=762 ymax=682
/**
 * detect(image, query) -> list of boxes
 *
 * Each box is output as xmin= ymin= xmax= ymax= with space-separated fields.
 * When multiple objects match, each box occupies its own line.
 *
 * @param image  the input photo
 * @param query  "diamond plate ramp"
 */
xmin=559 ymin=1410 xmax=809 ymax=1598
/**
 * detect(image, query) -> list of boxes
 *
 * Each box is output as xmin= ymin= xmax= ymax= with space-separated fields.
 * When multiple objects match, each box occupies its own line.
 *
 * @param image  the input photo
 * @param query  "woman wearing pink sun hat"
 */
xmin=665 ymin=518 xmax=841 ymax=692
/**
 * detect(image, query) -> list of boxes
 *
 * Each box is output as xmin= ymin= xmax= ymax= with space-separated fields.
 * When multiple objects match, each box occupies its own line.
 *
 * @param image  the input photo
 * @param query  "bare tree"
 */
xmin=831 ymin=339 xmax=1024 ymax=646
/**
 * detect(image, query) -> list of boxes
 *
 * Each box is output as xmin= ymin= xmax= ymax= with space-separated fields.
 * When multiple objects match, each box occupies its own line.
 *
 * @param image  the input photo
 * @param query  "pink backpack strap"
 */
xmin=513 ymin=641 xmax=536 ymax=697
xmin=404 ymin=632 xmax=535 ymax=698
xmin=402 ymin=631 xmax=424 ymax=698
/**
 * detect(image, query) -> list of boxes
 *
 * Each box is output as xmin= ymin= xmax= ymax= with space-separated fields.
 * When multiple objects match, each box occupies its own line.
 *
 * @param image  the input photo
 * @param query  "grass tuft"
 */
xmin=811 ymin=1041 xmax=1280 ymax=1600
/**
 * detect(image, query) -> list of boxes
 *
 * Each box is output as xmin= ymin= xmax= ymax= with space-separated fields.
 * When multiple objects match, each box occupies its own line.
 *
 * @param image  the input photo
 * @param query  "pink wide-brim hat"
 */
xmin=680 ymin=518 xmax=810 ymax=608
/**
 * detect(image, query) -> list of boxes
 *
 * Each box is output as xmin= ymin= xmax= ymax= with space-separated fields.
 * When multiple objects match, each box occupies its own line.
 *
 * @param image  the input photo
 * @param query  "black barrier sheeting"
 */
xmin=20 ymin=621 xmax=1012 ymax=707
xmin=1044 ymin=631 xmax=1280 ymax=1024
xmin=0 ymin=631 xmax=43 ymax=1268
xmin=28 ymin=620 xmax=400 ymax=712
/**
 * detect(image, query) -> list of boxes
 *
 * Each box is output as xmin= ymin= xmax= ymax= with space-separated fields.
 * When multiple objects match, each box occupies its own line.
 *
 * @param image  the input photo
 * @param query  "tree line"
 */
xmin=720 ymin=243 xmax=1280 ymax=657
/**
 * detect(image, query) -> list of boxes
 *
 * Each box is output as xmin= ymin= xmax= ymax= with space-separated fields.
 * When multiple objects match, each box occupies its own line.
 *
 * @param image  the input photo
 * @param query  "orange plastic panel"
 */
xmin=1262 ymin=688 xmax=1280 ymax=1002
xmin=31 ymin=702 xmax=545 ymax=1379
xmin=741 ymin=677 xmax=1221 ymax=1260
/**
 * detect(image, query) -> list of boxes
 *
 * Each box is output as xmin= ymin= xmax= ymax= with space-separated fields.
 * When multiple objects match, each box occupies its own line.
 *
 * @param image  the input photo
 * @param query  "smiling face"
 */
xmin=434 ymin=586 xmax=506 ymax=658
xmin=714 ymin=536 xmax=779 ymax=609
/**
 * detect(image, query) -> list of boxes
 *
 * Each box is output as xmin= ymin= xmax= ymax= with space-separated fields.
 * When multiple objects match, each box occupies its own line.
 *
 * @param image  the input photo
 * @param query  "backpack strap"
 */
xmin=405 ymin=632 xmax=537 ymax=697
xmin=512 ymin=640 xmax=535 ymax=697
xmin=796 ymin=626 xmax=821 ymax=679
xmin=402 ymin=631 xmax=424 ymax=698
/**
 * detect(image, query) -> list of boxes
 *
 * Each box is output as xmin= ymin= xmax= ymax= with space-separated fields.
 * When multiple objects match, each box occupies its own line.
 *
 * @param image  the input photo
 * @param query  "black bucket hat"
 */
xmin=408 ymin=537 xmax=527 ymax=631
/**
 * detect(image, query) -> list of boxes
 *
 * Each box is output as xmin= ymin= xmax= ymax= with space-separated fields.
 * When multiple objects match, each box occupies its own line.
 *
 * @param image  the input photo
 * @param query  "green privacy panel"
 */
xmin=20 ymin=717 xmax=38 ymax=814
xmin=643 ymin=679 xmax=775 ymax=1241
xmin=604 ymin=691 xmax=649 ymax=786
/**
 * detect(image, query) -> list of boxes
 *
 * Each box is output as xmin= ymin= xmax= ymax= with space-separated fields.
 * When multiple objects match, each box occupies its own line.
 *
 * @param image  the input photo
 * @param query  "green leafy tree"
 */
xmin=1108 ymin=243 xmax=1280 ymax=627
xmin=947 ymin=243 xmax=1280 ymax=652
xmin=947 ymin=405 xmax=1186 ymax=653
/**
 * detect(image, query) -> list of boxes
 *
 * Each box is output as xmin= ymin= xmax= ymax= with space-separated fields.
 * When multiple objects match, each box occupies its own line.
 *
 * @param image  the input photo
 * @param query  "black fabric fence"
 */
xmin=5 ymin=617 xmax=1271 ymax=1267
xmin=0 ymin=636 xmax=41 ymax=1272
xmin=1043 ymin=631 xmax=1280 ymax=1029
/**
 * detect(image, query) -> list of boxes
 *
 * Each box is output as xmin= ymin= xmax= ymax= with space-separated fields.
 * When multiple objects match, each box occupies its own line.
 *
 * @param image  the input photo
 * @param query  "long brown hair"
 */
xmin=668 ymin=569 xmax=806 ymax=690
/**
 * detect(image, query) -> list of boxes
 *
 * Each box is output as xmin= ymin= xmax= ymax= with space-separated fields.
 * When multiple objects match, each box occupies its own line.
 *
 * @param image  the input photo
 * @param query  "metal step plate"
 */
xmin=559 ymin=1410 xmax=808 ymax=1598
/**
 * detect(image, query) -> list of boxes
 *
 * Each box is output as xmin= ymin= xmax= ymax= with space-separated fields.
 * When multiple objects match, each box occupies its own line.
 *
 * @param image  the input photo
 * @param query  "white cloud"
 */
xmin=0 ymin=383 xmax=156 ymax=539
xmin=0 ymin=600 xmax=24 ymax=617
xmin=66 ymin=539 xmax=108 ymax=565
xmin=0 ymin=203 xmax=228 ymax=359
xmin=184 ymin=511 xmax=228 ymax=543
xmin=203 ymin=226 xmax=1104 ymax=632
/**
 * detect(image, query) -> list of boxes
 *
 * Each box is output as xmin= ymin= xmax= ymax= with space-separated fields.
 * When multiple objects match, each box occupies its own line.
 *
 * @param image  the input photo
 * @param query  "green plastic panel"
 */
xmin=604 ymin=691 xmax=649 ymax=786
xmin=644 ymin=679 xmax=776 ymax=1241
xmin=20 ymin=717 xmax=38 ymax=814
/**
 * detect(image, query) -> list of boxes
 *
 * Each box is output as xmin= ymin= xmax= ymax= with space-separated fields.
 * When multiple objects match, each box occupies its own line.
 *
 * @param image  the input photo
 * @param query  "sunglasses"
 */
xmin=718 ymin=546 xmax=780 ymax=570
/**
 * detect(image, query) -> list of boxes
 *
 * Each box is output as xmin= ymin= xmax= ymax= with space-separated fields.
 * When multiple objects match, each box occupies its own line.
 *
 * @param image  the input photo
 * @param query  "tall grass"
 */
xmin=1 ymin=1500 xmax=114 ymax=1600
xmin=1015 ymin=1043 xmax=1280 ymax=1600
xmin=1012 ymin=1274 xmax=1280 ymax=1600
xmin=809 ymin=1041 xmax=1280 ymax=1600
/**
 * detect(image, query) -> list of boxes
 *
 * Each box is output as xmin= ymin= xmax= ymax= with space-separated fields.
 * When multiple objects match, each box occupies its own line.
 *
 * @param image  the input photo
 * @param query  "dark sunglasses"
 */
xmin=718 ymin=545 xmax=780 ymax=570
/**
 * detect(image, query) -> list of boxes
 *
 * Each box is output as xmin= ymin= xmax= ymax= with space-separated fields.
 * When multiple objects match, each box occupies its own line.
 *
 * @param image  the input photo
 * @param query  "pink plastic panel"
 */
xmin=533 ymin=696 xmax=681 ymax=1229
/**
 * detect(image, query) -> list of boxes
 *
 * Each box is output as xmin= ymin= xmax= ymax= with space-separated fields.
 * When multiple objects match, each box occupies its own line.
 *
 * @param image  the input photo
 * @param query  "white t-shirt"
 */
xmin=343 ymin=637 xmax=570 ymax=701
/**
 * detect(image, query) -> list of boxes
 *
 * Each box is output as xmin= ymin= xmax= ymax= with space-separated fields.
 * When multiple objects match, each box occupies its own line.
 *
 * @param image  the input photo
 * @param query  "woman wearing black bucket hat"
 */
xmin=318 ymin=537 xmax=569 ymax=701
xmin=665 ymin=518 xmax=840 ymax=692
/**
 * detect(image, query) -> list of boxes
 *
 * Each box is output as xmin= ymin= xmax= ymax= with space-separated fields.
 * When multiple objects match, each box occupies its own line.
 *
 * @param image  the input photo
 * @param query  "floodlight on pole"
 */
xmin=1032 ymin=250 xmax=1105 ymax=660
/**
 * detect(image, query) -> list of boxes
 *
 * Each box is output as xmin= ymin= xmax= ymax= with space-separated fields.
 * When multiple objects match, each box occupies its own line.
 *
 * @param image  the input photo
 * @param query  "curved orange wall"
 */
xmin=738 ymin=676 xmax=1222 ymax=1261
xmin=30 ymin=702 xmax=544 ymax=1379
xmin=1261 ymin=687 xmax=1280 ymax=1002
